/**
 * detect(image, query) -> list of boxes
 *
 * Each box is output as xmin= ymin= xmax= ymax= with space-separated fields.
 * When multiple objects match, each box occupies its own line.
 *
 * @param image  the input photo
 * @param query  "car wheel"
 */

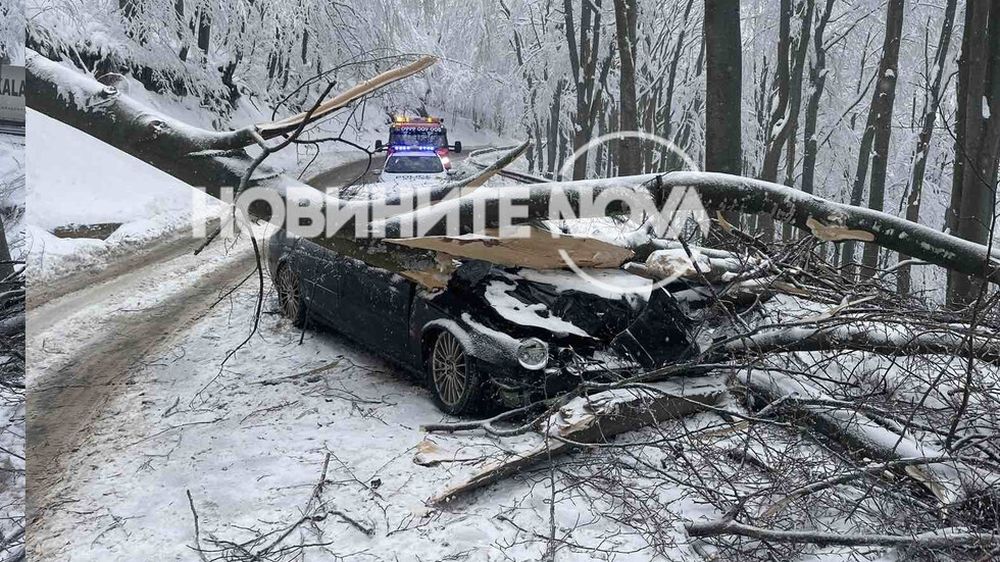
xmin=428 ymin=331 xmax=482 ymax=416
xmin=275 ymin=264 xmax=306 ymax=328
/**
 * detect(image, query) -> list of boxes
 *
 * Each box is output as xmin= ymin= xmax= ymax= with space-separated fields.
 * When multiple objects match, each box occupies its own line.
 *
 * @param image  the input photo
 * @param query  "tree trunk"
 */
xmin=197 ymin=8 xmax=211 ymax=55
xmin=704 ymin=0 xmax=743 ymax=227
xmin=563 ymin=0 xmax=608 ymax=180
xmin=757 ymin=0 xmax=792 ymax=241
xmin=613 ymin=0 xmax=640 ymax=175
xmin=859 ymin=0 xmax=905 ymax=278
xmin=898 ymin=0 xmax=957 ymax=294
xmin=947 ymin=2 xmax=1000 ymax=306
xmin=843 ymin=0 xmax=904 ymax=277
xmin=176 ymin=0 xmax=189 ymax=62
xmin=759 ymin=0 xmax=813 ymax=240
xmin=800 ymin=0 xmax=835 ymax=196
xmin=547 ymin=80 xmax=565 ymax=178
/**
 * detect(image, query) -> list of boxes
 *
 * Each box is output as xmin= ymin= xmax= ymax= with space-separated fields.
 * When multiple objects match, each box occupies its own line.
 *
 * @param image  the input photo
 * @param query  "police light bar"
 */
xmin=390 ymin=144 xmax=439 ymax=151
xmin=391 ymin=116 xmax=443 ymax=124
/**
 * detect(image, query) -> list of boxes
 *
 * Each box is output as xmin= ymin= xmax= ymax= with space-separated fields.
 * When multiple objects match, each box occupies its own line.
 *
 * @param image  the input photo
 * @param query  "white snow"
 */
xmin=28 ymin=273 xmax=700 ymax=561
xmin=515 ymin=268 xmax=652 ymax=300
xmin=483 ymin=278 xmax=591 ymax=337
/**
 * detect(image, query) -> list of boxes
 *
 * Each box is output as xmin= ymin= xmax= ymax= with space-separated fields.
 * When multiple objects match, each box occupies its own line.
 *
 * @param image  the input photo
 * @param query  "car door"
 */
xmin=294 ymin=238 xmax=341 ymax=326
xmin=334 ymin=255 xmax=414 ymax=360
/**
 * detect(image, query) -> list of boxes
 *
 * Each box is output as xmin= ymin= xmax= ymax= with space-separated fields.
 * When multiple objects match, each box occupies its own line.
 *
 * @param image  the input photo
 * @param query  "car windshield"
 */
xmin=389 ymin=127 xmax=447 ymax=148
xmin=385 ymin=155 xmax=444 ymax=174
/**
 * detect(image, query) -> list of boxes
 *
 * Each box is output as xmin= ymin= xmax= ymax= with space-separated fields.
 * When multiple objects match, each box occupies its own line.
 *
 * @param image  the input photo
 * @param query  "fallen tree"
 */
xmin=716 ymin=317 xmax=1000 ymax=365
xmin=739 ymin=369 xmax=1000 ymax=517
xmin=27 ymin=49 xmax=1000 ymax=288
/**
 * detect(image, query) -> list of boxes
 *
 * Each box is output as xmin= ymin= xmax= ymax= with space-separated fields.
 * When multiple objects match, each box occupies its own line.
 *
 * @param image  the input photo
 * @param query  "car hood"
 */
xmin=439 ymin=262 xmax=693 ymax=367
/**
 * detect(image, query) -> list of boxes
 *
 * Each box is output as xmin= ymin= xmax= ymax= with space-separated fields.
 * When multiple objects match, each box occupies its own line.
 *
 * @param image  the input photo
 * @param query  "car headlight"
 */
xmin=517 ymin=338 xmax=549 ymax=370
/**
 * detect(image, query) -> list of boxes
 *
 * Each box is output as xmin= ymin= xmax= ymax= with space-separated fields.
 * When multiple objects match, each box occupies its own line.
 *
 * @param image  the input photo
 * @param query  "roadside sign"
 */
xmin=0 ymin=65 xmax=25 ymax=132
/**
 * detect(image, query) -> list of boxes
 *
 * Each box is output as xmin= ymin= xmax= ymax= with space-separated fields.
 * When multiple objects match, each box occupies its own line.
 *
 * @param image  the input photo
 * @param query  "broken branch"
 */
xmin=686 ymin=519 xmax=1000 ymax=548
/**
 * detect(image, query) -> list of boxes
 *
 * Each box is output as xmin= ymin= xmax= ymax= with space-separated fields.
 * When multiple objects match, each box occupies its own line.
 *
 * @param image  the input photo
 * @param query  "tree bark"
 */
xmin=613 ymin=0 xmax=640 ymax=175
xmin=800 ymin=0 xmax=835 ymax=196
xmin=759 ymin=0 xmax=813 ymax=241
xmin=426 ymin=378 xmax=726 ymax=505
xmin=898 ymin=0 xmax=957 ymax=294
xmin=947 ymin=2 xmax=1000 ymax=306
xmin=563 ymin=0 xmax=610 ymax=180
xmin=844 ymin=0 xmax=905 ymax=277
xmin=704 ymin=0 xmax=743 ymax=227
xmin=859 ymin=0 xmax=905 ymax=278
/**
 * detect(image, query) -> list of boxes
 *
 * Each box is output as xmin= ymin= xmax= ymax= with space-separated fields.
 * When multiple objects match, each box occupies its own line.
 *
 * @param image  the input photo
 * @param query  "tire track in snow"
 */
xmin=26 ymin=239 xmax=254 ymax=529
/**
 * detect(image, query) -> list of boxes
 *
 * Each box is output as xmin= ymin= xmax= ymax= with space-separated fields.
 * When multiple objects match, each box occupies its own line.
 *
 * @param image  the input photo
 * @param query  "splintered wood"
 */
xmin=423 ymin=377 xmax=727 ymax=505
xmin=390 ymin=226 xmax=634 ymax=271
xmin=256 ymin=56 xmax=438 ymax=139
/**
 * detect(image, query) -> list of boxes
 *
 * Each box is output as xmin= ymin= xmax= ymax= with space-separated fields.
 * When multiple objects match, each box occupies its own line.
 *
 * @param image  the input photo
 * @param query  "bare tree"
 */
xmin=898 ymin=0 xmax=957 ymax=295
xmin=947 ymin=1 xmax=1000 ymax=306
xmin=563 ymin=0 xmax=613 ymax=180
xmin=704 ymin=0 xmax=742 ymax=226
xmin=800 ymin=0 xmax=835 ymax=196
xmin=612 ymin=0 xmax=639 ymax=175
xmin=843 ymin=0 xmax=905 ymax=278
xmin=758 ymin=0 xmax=813 ymax=241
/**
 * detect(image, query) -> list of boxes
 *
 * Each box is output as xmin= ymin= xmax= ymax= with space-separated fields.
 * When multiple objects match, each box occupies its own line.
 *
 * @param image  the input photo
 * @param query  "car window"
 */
xmin=389 ymin=127 xmax=446 ymax=148
xmin=385 ymin=155 xmax=444 ymax=174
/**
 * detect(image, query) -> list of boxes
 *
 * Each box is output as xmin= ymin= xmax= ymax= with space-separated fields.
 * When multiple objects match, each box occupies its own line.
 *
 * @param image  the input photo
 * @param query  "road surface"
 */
xmin=25 ymin=154 xmax=383 ymax=542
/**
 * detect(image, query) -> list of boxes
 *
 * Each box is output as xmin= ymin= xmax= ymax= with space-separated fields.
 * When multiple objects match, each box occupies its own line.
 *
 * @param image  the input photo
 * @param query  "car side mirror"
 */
xmin=452 ymin=141 xmax=462 ymax=154
xmin=374 ymin=139 xmax=384 ymax=152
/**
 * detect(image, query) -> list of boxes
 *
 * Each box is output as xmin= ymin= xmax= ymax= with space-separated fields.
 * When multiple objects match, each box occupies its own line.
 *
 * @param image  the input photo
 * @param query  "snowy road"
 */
xmin=26 ymin=234 xmax=255 ymax=525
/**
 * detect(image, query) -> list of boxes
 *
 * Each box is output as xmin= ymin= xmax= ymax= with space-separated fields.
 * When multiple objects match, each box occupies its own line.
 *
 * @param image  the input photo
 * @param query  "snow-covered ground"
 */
xmin=28 ymin=274 xmax=713 ymax=561
xmin=30 ymin=272 xmax=935 ymax=561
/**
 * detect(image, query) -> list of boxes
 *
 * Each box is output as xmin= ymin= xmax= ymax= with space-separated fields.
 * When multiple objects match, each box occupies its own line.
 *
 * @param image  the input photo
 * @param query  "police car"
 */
xmin=378 ymin=150 xmax=450 ymax=183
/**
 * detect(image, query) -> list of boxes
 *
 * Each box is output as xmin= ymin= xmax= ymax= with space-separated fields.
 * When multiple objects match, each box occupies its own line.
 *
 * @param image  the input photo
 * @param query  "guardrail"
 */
xmin=466 ymin=146 xmax=549 ymax=185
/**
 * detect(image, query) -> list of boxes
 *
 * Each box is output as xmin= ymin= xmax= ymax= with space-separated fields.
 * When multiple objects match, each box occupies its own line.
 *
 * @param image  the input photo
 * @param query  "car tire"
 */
xmin=274 ymin=263 xmax=307 ymax=328
xmin=427 ymin=330 xmax=483 ymax=416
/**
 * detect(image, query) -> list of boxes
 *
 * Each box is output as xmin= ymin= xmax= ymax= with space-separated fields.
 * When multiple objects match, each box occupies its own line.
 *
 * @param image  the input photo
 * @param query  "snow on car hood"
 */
xmin=483 ymin=279 xmax=593 ymax=338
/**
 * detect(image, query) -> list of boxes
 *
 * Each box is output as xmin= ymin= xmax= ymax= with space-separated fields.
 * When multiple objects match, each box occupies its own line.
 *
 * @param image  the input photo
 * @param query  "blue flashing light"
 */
xmin=390 ymin=144 xmax=439 ymax=152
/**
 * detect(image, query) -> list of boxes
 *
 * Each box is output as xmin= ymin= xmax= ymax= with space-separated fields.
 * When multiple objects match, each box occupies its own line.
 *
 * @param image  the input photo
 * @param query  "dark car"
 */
xmin=267 ymin=229 xmax=694 ymax=415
